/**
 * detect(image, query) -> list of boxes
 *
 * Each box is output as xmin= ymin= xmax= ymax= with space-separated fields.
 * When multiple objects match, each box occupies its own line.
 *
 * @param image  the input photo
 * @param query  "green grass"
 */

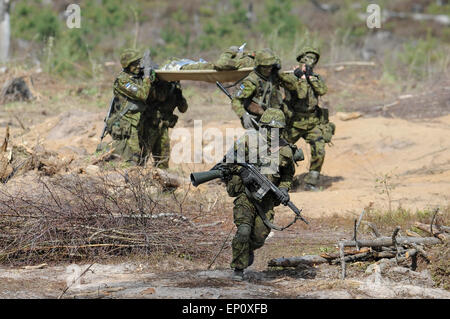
xmin=365 ymin=206 xmax=449 ymax=231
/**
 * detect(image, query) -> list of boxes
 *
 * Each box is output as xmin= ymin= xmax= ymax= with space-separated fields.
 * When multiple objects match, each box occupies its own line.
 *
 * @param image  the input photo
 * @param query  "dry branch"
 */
xmin=0 ymin=170 xmax=222 ymax=265
xmin=414 ymin=222 xmax=447 ymax=241
xmin=340 ymin=236 xmax=441 ymax=248
xmin=268 ymin=255 xmax=328 ymax=267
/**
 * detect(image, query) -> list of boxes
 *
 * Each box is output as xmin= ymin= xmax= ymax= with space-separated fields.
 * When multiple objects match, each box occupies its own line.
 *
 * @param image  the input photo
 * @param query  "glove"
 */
xmin=241 ymin=112 xmax=255 ymax=130
xmin=240 ymin=169 xmax=254 ymax=186
xmin=293 ymin=68 xmax=303 ymax=79
xmin=279 ymin=187 xmax=290 ymax=205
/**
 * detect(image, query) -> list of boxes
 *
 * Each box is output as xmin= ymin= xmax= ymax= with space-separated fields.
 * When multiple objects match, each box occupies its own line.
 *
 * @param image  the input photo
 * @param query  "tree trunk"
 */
xmin=0 ymin=0 xmax=11 ymax=63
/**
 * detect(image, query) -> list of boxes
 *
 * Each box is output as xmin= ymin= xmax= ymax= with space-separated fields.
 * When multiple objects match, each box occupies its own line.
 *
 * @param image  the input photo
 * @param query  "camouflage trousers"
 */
xmin=108 ymin=112 xmax=142 ymax=164
xmin=283 ymin=121 xmax=326 ymax=181
xmin=139 ymin=124 xmax=170 ymax=169
xmin=231 ymin=193 xmax=274 ymax=270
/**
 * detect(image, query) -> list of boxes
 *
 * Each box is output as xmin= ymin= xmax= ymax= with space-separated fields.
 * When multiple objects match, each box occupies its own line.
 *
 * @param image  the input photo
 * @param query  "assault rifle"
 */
xmin=100 ymin=96 xmax=116 ymax=141
xmin=216 ymin=81 xmax=259 ymax=129
xmin=293 ymin=64 xmax=318 ymax=79
xmin=190 ymin=161 xmax=309 ymax=230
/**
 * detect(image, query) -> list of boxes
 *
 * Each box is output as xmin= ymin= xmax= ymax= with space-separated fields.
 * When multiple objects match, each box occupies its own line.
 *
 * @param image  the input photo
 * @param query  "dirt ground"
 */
xmin=0 ymin=71 xmax=449 ymax=299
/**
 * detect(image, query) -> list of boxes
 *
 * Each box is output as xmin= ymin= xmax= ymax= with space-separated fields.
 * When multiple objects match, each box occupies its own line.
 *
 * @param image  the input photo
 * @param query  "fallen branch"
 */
xmin=268 ymin=255 xmax=328 ymax=268
xmin=340 ymin=236 xmax=441 ymax=248
xmin=414 ymin=222 xmax=447 ymax=242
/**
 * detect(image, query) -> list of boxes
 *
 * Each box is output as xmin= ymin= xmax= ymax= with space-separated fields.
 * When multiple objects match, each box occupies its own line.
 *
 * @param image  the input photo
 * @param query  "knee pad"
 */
xmin=235 ymin=224 xmax=251 ymax=243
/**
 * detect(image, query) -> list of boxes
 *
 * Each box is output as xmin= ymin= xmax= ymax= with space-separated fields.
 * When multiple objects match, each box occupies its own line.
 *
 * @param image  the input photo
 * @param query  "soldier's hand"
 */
xmin=279 ymin=187 xmax=290 ymax=205
xmin=146 ymin=68 xmax=156 ymax=82
xmin=293 ymin=67 xmax=303 ymax=79
xmin=241 ymin=112 xmax=255 ymax=130
xmin=240 ymin=169 xmax=254 ymax=186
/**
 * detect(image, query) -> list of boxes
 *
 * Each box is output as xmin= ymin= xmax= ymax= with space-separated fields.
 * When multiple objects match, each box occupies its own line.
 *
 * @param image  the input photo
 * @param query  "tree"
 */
xmin=0 ymin=0 xmax=11 ymax=63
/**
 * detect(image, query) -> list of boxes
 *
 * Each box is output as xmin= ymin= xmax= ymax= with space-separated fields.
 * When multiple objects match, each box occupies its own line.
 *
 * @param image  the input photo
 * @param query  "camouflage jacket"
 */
xmin=231 ymin=71 xmax=285 ymax=119
xmin=283 ymin=72 xmax=328 ymax=115
xmin=225 ymin=131 xmax=295 ymax=200
xmin=113 ymin=71 xmax=152 ymax=113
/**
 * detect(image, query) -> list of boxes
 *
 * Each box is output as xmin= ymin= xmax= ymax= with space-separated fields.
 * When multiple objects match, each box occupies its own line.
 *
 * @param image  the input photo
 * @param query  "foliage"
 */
xmin=12 ymin=1 xmax=61 ymax=41
xmin=11 ymin=0 xmax=133 ymax=76
xmin=8 ymin=0 xmax=450 ymax=82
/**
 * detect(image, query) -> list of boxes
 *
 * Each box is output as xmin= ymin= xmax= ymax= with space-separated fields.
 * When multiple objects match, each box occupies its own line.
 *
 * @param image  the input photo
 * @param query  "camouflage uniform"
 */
xmin=231 ymin=48 xmax=285 ymax=130
xmin=105 ymin=49 xmax=154 ymax=164
xmin=214 ymin=45 xmax=255 ymax=70
xmin=179 ymin=46 xmax=255 ymax=71
xmin=281 ymin=47 xmax=335 ymax=190
xmin=225 ymin=109 xmax=295 ymax=280
xmin=139 ymin=80 xmax=188 ymax=169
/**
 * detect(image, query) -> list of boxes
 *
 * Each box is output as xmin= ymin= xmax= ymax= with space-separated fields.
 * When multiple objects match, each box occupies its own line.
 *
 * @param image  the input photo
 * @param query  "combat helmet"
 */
xmin=255 ymin=48 xmax=280 ymax=67
xmin=259 ymin=108 xmax=286 ymax=128
xmin=120 ymin=48 xmax=141 ymax=69
xmin=226 ymin=46 xmax=240 ymax=54
xmin=296 ymin=46 xmax=320 ymax=63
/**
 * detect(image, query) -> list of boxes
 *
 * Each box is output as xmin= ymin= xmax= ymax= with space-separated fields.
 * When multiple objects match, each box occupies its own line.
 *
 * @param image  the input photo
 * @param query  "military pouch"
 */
xmin=317 ymin=107 xmax=329 ymax=124
xmin=321 ymin=122 xmax=336 ymax=143
xmin=111 ymin=120 xmax=131 ymax=139
xmin=292 ymin=146 xmax=305 ymax=163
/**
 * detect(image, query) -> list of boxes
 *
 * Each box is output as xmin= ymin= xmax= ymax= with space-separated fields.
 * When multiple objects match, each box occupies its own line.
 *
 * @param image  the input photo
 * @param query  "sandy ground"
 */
xmin=1 ymin=98 xmax=449 ymax=299
xmin=13 ymin=109 xmax=449 ymax=219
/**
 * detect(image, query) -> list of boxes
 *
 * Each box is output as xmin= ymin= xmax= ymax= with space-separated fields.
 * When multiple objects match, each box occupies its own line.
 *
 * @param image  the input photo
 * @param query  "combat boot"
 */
xmin=304 ymin=170 xmax=320 ymax=191
xmin=232 ymin=268 xmax=244 ymax=281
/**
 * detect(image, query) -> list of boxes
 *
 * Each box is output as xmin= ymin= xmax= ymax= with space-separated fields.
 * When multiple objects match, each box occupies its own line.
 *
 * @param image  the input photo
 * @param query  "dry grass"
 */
xmin=0 ymin=167 xmax=228 ymax=266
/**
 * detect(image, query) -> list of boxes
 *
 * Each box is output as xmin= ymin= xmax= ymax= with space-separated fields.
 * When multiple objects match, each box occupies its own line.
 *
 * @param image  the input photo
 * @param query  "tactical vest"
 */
xmin=244 ymin=71 xmax=284 ymax=116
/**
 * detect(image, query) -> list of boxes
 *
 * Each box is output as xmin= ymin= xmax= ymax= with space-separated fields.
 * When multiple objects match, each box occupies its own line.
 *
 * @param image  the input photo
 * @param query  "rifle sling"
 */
xmin=244 ymin=187 xmax=298 ymax=231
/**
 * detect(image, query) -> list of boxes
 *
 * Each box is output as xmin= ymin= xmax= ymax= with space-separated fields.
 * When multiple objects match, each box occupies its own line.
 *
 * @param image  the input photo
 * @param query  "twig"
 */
xmin=339 ymin=242 xmax=346 ymax=280
xmin=58 ymin=263 xmax=95 ymax=299
xmin=392 ymin=226 xmax=401 ymax=263
xmin=367 ymin=222 xmax=381 ymax=238
xmin=352 ymin=210 xmax=366 ymax=250
xmin=207 ymin=225 xmax=235 ymax=270
xmin=430 ymin=208 xmax=439 ymax=237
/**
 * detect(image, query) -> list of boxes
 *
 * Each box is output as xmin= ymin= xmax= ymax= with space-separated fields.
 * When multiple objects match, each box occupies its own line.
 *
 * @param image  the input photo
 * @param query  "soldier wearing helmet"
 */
xmin=224 ymin=108 xmax=297 ymax=280
xmin=282 ymin=46 xmax=335 ymax=191
xmin=177 ymin=44 xmax=255 ymax=71
xmin=101 ymin=48 xmax=156 ymax=164
xmin=214 ymin=45 xmax=255 ymax=71
xmin=231 ymin=48 xmax=285 ymax=130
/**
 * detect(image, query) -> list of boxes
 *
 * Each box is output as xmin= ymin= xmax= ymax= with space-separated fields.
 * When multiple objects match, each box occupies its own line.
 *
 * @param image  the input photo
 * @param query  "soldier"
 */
xmin=225 ymin=108 xmax=295 ymax=281
xmin=282 ymin=47 xmax=335 ymax=191
xmin=213 ymin=44 xmax=255 ymax=70
xmin=168 ymin=45 xmax=255 ymax=71
xmin=138 ymin=79 xmax=188 ymax=169
xmin=231 ymin=48 xmax=285 ymax=130
xmin=102 ymin=48 xmax=156 ymax=164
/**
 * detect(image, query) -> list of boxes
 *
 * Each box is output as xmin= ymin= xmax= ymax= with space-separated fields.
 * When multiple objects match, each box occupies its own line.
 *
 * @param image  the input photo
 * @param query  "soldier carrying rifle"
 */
xmin=191 ymin=108 xmax=307 ymax=281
